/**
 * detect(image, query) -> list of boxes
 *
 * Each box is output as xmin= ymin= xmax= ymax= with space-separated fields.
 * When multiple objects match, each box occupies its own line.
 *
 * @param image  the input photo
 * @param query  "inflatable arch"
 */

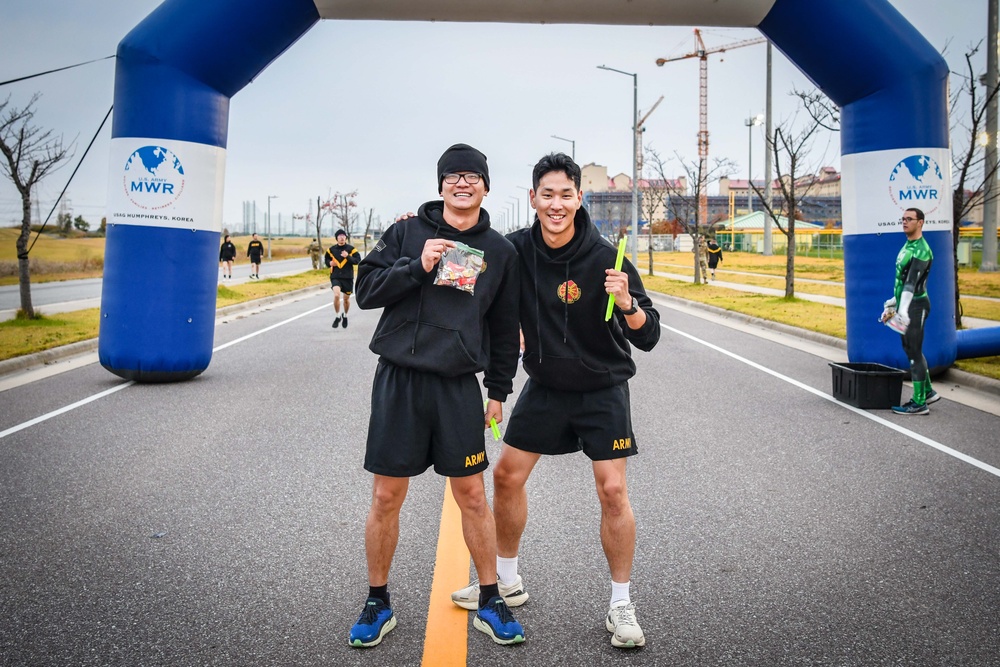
xmin=100 ymin=0 xmax=1000 ymax=381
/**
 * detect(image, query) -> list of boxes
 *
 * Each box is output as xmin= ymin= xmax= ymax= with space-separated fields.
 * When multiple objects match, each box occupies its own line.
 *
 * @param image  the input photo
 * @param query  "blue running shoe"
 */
xmin=891 ymin=400 xmax=929 ymax=415
xmin=349 ymin=597 xmax=396 ymax=647
xmin=473 ymin=596 xmax=525 ymax=645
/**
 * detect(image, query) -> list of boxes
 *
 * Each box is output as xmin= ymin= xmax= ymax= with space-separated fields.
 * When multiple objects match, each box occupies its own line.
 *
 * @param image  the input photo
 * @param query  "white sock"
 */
xmin=611 ymin=580 xmax=631 ymax=607
xmin=497 ymin=556 xmax=518 ymax=585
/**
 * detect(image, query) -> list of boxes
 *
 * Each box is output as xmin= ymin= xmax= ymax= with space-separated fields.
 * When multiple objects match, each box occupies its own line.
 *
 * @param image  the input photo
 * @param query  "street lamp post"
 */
xmin=744 ymin=114 xmax=764 ymax=216
xmin=550 ymin=135 xmax=576 ymax=162
xmin=517 ymin=186 xmax=531 ymax=228
xmin=267 ymin=195 xmax=278 ymax=259
xmin=508 ymin=196 xmax=521 ymax=230
xmin=597 ymin=64 xmax=639 ymax=265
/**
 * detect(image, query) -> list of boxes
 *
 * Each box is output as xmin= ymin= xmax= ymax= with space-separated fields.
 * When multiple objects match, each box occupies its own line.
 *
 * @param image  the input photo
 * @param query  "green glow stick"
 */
xmin=484 ymin=400 xmax=501 ymax=440
xmin=605 ymin=236 xmax=627 ymax=321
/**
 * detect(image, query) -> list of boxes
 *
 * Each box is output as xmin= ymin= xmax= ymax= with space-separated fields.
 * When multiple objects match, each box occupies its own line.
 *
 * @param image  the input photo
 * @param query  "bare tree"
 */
xmin=659 ymin=151 xmax=736 ymax=284
xmin=327 ymin=190 xmax=359 ymax=238
xmin=0 ymin=94 xmax=71 ymax=318
xmin=751 ymin=89 xmax=839 ymax=297
xmin=949 ymin=44 xmax=1000 ymax=327
xmin=640 ymin=145 xmax=672 ymax=275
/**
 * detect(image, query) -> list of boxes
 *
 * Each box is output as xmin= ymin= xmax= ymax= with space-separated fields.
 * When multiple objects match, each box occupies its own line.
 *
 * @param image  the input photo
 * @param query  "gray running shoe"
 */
xmin=606 ymin=601 xmax=645 ymax=648
xmin=451 ymin=575 xmax=529 ymax=611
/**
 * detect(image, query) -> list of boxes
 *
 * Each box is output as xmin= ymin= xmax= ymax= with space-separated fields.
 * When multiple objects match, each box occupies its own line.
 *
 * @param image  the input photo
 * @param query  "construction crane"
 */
xmin=636 ymin=95 xmax=664 ymax=171
xmin=656 ymin=29 xmax=765 ymax=230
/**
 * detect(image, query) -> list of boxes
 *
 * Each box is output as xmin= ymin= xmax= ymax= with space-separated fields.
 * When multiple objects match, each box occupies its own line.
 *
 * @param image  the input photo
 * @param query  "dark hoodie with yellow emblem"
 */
xmin=356 ymin=200 xmax=520 ymax=402
xmin=506 ymin=206 xmax=659 ymax=392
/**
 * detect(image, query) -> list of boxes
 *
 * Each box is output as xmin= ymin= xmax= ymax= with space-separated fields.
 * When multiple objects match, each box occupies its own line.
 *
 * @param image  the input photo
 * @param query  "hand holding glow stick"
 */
xmin=484 ymin=400 xmax=501 ymax=440
xmin=605 ymin=236 xmax=627 ymax=321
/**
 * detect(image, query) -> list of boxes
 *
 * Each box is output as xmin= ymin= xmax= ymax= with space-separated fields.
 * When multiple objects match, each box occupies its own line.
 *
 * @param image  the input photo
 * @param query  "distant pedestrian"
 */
xmin=247 ymin=233 xmax=264 ymax=279
xmin=219 ymin=234 xmax=236 ymax=279
xmin=308 ymin=240 xmax=322 ymax=270
xmin=695 ymin=234 xmax=710 ymax=283
xmin=325 ymin=229 xmax=360 ymax=328
xmin=705 ymin=236 xmax=723 ymax=280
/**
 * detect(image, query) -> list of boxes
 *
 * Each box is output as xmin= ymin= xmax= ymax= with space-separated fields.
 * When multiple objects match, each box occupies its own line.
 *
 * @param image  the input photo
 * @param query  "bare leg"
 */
xmin=592 ymin=458 xmax=635 ymax=582
xmin=492 ymin=444 xmax=541 ymax=558
xmin=343 ymin=293 xmax=351 ymax=315
xmin=449 ymin=474 xmax=497 ymax=585
xmin=332 ymin=286 xmax=343 ymax=313
xmin=365 ymin=474 xmax=409 ymax=586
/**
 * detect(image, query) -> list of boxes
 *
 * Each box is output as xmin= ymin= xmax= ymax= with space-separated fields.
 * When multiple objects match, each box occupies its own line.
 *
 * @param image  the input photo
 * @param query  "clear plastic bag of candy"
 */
xmin=435 ymin=242 xmax=484 ymax=295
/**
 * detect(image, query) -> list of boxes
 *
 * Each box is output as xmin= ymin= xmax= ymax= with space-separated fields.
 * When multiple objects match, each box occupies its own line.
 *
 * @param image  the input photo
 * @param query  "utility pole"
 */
xmin=763 ymin=41 xmax=774 ymax=256
xmin=982 ymin=0 xmax=999 ymax=271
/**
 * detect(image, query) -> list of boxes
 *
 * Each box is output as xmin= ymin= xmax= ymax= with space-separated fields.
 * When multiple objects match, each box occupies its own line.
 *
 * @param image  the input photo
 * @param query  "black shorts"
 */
xmin=330 ymin=275 xmax=353 ymax=294
xmin=364 ymin=362 xmax=489 ymax=477
xmin=249 ymin=255 xmax=262 ymax=264
xmin=504 ymin=379 xmax=637 ymax=461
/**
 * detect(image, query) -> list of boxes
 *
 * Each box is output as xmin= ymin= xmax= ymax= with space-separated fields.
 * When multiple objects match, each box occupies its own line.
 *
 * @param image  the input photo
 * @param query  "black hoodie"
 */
xmin=506 ymin=207 xmax=660 ymax=392
xmin=356 ymin=201 xmax=520 ymax=402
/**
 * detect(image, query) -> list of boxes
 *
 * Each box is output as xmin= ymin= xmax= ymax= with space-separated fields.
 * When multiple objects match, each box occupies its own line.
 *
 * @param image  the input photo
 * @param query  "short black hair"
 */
xmin=532 ymin=152 xmax=582 ymax=191
xmin=906 ymin=207 xmax=925 ymax=221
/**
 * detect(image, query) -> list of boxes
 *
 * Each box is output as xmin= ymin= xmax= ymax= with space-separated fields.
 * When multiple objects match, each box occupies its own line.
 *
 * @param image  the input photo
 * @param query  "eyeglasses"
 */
xmin=442 ymin=173 xmax=482 ymax=185
xmin=901 ymin=216 xmax=917 ymax=222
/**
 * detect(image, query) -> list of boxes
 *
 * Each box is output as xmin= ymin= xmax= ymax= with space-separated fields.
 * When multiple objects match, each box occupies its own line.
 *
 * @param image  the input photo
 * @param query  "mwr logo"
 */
xmin=888 ymin=155 xmax=943 ymax=215
xmin=123 ymin=146 xmax=185 ymax=210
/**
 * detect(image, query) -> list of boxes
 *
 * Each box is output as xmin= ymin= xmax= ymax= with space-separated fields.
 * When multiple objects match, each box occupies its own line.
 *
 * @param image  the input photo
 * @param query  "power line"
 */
xmin=0 ymin=55 xmax=115 ymax=88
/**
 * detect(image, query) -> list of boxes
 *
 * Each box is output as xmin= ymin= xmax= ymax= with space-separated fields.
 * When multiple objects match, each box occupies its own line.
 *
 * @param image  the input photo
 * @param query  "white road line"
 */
xmin=663 ymin=323 xmax=1000 ymax=480
xmin=0 ymin=382 xmax=134 ymax=440
xmin=0 ymin=302 xmax=330 ymax=441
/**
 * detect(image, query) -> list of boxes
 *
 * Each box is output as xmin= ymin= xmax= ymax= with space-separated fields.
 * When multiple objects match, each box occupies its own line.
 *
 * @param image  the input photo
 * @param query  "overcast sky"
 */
xmin=0 ymin=0 xmax=987 ymax=235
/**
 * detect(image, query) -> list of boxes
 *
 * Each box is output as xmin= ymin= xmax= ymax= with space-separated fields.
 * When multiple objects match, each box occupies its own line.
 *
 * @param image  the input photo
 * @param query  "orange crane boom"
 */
xmin=656 ymin=29 xmax=765 ymax=230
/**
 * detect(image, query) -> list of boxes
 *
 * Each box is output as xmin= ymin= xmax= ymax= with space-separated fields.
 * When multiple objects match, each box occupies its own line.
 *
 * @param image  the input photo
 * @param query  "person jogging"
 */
xmin=325 ymin=229 xmax=360 ymax=328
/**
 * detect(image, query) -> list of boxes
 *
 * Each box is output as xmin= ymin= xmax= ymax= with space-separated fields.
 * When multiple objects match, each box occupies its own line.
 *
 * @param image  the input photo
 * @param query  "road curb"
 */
xmin=0 ymin=284 xmax=328 ymax=378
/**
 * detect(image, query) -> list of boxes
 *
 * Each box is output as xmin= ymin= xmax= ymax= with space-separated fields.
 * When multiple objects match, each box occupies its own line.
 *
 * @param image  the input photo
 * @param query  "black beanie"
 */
xmin=335 ymin=229 xmax=347 ymax=238
xmin=437 ymin=143 xmax=490 ymax=193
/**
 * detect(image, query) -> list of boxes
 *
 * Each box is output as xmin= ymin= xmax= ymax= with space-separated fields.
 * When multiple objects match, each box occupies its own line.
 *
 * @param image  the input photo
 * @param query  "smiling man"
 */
xmin=351 ymin=143 xmax=523 ymax=648
xmin=451 ymin=152 xmax=661 ymax=648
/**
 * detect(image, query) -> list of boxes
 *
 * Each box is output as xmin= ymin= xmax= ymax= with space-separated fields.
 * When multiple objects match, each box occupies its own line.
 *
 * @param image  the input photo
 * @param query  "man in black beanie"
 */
xmin=348 ymin=144 xmax=523 ymax=648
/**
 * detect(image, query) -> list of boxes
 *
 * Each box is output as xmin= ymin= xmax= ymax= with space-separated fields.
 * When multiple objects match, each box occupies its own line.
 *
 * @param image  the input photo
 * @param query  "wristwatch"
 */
xmin=619 ymin=300 xmax=639 ymax=316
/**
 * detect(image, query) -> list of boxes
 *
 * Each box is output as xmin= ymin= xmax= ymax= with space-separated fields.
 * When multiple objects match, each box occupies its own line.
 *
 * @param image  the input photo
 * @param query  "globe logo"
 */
xmin=123 ymin=145 xmax=185 ymax=209
xmin=888 ymin=155 xmax=943 ymax=214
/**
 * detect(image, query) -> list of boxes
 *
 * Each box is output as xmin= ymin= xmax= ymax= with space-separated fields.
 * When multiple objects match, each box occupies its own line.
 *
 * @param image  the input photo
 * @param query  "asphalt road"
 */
xmin=1 ymin=291 xmax=999 ymax=666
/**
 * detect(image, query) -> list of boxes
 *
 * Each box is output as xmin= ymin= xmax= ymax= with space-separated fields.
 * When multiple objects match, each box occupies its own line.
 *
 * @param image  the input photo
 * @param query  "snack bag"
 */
xmin=435 ymin=242 xmax=484 ymax=295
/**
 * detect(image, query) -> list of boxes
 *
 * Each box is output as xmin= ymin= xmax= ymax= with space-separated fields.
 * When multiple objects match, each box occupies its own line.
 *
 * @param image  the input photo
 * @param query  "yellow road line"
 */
xmin=420 ymin=479 xmax=470 ymax=666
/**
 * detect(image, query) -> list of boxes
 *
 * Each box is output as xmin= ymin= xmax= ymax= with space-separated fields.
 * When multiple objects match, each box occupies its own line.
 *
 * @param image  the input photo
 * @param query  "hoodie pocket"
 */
xmin=371 ymin=320 xmax=480 ymax=377
xmin=522 ymin=353 xmax=612 ymax=392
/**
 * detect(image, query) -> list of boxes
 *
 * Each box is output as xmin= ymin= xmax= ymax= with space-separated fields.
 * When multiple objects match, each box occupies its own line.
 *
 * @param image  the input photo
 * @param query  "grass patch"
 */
xmin=0 ymin=309 xmax=101 ymax=360
xmin=643 ymin=275 xmax=848 ymax=339
xmin=953 ymin=355 xmax=1000 ymax=380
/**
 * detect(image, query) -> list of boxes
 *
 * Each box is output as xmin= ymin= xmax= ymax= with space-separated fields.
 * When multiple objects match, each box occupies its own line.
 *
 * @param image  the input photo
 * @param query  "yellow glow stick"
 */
xmin=605 ymin=237 xmax=627 ymax=321
xmin=484 ymin=400 xmax=501 ymax=440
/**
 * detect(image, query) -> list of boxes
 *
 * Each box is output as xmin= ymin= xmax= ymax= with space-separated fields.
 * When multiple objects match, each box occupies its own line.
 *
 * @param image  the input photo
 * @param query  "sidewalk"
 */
xmin=658 ymin=266 xmax=999 ymax=329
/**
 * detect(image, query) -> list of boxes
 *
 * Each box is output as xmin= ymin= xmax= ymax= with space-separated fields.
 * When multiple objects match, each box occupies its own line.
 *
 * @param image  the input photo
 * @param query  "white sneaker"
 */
xmin=450 ymin=575 xmax=529 ymax=611
xmin=606 ymin=601 xmax=645 ymax=648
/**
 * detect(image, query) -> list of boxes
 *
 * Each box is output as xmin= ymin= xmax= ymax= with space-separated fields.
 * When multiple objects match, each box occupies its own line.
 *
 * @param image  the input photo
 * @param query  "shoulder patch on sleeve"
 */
xmin=375 ymin=239 xmax=386 ymax=252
